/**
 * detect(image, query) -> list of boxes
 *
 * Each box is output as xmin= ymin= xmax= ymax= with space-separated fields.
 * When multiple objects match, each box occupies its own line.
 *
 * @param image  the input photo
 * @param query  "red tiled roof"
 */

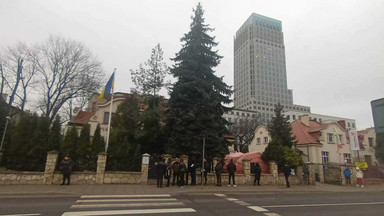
xmin=69 ymin=111 xmax=95 ymax=125
xmin=291 ymin=120 xmax=322 ymax=145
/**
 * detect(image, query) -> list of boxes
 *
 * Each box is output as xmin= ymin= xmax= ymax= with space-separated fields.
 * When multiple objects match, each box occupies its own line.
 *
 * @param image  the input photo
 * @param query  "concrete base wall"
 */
xmin=0 ymin=172 xmax=44 ymax=185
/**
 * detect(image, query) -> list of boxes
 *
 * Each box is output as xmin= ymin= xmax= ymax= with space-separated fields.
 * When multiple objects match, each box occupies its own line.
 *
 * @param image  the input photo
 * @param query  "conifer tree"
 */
xmin=268 ymin=103 xmax=294 ymax=148
xmin=91 ymin=123 xmax=104 ymax=154
xmin=62 ymin=126 xmax=78 ymax=168
xmin=48 ymin=115 xmax=62 ymax=151
xmin=168 ymin=3 xmax=232 ymax=158
xmin=77 ymin=124 xmax=92 ymax=170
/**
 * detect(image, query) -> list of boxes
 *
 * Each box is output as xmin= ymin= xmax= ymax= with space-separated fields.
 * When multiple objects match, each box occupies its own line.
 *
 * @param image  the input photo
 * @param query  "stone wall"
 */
xmin=52 ymin=172 xmax=96 ymax=185
xmin=0 ymin=172 xmax=44 ymax=185
xmin=104 ymin=172 xmax=141 ymax=184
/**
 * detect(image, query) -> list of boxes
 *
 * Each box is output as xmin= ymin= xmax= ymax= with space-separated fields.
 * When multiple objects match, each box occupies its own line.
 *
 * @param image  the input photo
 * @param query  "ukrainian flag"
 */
xmin=99 ymin=72 xmax=115 ymax=99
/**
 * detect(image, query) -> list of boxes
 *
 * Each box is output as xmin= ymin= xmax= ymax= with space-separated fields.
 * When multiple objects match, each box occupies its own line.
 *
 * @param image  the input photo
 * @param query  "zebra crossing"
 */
xmin=61 ymin=194 xmax=196 ymax=216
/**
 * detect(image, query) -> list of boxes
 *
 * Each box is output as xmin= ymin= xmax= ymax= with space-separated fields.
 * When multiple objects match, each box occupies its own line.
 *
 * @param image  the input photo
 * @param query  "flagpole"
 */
xmin=105 ymin=69 xmax=116 ymax=153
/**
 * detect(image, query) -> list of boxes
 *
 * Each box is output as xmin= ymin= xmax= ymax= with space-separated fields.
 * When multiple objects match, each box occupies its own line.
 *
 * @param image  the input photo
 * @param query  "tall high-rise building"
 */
xmin=234 ymin=13 xmax=310 ymax=123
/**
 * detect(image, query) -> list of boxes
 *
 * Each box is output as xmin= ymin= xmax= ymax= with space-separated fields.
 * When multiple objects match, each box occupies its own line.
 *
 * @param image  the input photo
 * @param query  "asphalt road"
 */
xmin=1 ymin=191 xmax=384 ymax=216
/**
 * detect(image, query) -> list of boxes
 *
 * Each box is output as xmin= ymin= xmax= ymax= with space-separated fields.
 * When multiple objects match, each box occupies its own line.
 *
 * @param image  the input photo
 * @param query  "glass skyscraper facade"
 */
xmin=234 ymin=13 xmax=310 ymax=123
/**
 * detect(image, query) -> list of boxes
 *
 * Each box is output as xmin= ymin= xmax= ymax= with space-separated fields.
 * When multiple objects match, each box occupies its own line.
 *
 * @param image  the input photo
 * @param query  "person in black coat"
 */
xmin=60 ymin=156 xmax=72 ymax=185
xmin=253 ymin=162 xmax=262 ymax=186
xmin=215 ymin=159 xmax=223 ymax=187
xmin=189 ymin=160 xmax=196 ymax=186
xmin=156 ymin=159 xmax=168 ymax=188
xmin=282 ymin=164 xmax=291 ymax=188
xmin=227 ymin=159 xmax=237 ymax=187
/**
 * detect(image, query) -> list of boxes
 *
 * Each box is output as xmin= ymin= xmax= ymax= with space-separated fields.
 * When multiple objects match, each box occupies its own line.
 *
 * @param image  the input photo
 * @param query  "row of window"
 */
xmin=256 ymin=137 xmax=269 ymax=144
xmin=322 ymin=151 xmax=352 ymax=164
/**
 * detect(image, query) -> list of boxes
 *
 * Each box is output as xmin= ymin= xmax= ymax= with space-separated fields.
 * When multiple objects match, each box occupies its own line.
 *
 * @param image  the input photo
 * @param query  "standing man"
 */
xmin=215 ymin=159 xmax=223 ymax=187
xmin=343 ymin=167 xmax=352 ymax=185
xmin=156 ymin=159 xmax=167 ymax=188
xmin=202 ymin=159 xmax=209 ymax=185
xmin=227 ymin=159 xmax=237 ymax=187
xmin=179 ymin=158 xmax=187 ymax=188
xmin=60 ymin=156 xmax=72 ymax=186
xmin=282 ymin=164 xmax=291 ymax=188
xmin=165 ymin=158 xmax=172 ymax=187
xmin=172 ymin=158 xmax=180 ymax=186
xmin=189 ymin=160 xmax=196 ymax=186
xmin=253 ymin=162 xmax=262 ymax=186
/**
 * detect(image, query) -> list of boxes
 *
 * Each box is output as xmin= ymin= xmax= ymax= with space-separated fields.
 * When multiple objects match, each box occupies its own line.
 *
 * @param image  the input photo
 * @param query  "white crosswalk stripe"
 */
xmin=62 ymin=194 xmax=196 ymax=216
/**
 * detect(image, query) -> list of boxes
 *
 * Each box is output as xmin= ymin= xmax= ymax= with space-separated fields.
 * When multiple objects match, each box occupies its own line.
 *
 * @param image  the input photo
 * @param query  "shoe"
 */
xmin=60 ymin=183 xmax=64 ymax=186
xmin=356 ymin=184 xmax=359 ymax=187
xmin=233 ymin=185 xmax=237 ymax=187
xmin=258 ymin=184 xmax=261 ymax=186
xmin=361 ymin=185 xmax=364 ymax=188
xmin=227 ymin=184 xmax=231 ymax=187
xmin=180 ymin=186 xmax=183 ymax=188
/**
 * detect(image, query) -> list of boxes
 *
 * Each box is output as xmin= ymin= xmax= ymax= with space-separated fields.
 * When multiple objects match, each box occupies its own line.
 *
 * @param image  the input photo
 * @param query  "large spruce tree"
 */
xmin=168 ymin=3 xmax=232 ymax=158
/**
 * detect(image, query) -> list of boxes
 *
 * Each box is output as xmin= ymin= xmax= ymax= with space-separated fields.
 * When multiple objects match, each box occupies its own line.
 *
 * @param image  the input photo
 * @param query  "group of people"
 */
xmin=156 ymin=158 xmax=292 ymax=188
xmin=344 ymin=166 xmax=365 ymax=187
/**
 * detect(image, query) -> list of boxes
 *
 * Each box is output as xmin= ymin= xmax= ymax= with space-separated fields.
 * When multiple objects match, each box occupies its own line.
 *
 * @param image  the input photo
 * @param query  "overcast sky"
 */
xmin=1 ymin=0 xmax=383 ymax=129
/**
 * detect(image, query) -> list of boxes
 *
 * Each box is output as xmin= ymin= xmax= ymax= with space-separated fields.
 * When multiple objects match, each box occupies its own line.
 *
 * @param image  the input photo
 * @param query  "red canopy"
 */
xmin=224 ymin=151 xmax=270 ymax=174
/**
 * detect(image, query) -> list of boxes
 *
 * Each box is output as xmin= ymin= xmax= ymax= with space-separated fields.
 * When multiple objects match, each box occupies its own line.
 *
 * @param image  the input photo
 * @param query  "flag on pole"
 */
xmin=99 ymin=72 xmax=115 ymax=99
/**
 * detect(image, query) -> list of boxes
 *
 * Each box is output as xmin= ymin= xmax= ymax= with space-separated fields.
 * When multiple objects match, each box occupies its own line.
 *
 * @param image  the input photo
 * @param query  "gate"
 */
xmin=302 ymin=163 xmax=310 ymax=185
xmin=148 ymin=155 xmax=158 ymax=179
xmin=323 ymin=164 xmax=342 ymax=185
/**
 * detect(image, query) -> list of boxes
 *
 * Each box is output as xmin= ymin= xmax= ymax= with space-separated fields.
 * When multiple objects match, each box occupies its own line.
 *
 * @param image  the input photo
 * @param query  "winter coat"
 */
xmin=227 ymin=162 xmax=237 ymax=174
xmin=179 ymin=162 xmax=187 ymax=174
xmin=172 ymin=162 xmax=180 ymax=174
xmin=215 ymin=162 xmax=223 ymax=174
xmin=254 ymin=164 xmax=262 ymax=177
xmin=343 ymin=168 xmax=352 ymax=177
xmin=157 ymin=161 xmax=167 ymax=175
xmin=355 ymin=170 xmax=364 ymax=179
xmin=282 ymin=165 xmax=291 ymax=177
xmin=60 ymin=159 xmax=72 ymax=175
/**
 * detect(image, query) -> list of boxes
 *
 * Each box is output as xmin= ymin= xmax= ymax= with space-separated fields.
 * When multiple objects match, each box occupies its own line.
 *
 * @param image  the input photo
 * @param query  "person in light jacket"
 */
xmin=355 ymin=167 xmax=364 ymax=188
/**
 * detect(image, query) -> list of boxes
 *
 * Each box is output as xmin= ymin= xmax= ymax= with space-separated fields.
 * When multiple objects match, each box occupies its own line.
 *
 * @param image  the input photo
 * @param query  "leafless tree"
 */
xmin=0 ymin=42 xmax=37 ymax=111
xmin=30 ymin=36 xmax=104 ymax=121
xmin=229 ymin=116 xmax=260 ymax=153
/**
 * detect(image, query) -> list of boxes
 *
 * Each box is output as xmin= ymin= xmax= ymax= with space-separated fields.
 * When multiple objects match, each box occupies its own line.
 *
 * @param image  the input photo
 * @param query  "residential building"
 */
xmin=249 ymin=115 xmax=363 ymax=164
xmin=233 ymin=13 xmax=310 ymax=124
xmin=358 ymin=128 xmax=378 ymax=165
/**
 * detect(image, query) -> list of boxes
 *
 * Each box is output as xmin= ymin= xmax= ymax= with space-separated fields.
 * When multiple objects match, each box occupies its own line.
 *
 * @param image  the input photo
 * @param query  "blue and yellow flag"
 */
xmin=99 ymin=72 xmax=115 ymax=99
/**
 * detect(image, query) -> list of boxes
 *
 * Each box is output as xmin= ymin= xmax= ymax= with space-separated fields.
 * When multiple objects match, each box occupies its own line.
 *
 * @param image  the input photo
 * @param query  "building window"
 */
xmin=264 ymin=137 xmax=268 ymax=144
xmin=322 ymin=151 xmax=329 ymax=164
xmin=287 ymin=115 xmax=290 ymax=120
xmin=348 ymin=122 xmax=351 ymax=128
xmin=327 ymin=133 xmax=334 ymax=143
xmin=368 ymin=138 xmax=374 ymax=147
xmin=352 ymin=123 xmax=355 ymax=128
xmin=338 ymin=134 xmax=343 ymax=144
xmin=293 ymin=115 xmax=296 ymax=120
xmin=257 ymin=138 xmax=261 ymax=145
xmin=103 ymin=112 xmax=110 ymax=124
xmin=92 ymin=102 xmax=97 ymax=112
xmin=344 ymin=153 xmax=352 ymax=163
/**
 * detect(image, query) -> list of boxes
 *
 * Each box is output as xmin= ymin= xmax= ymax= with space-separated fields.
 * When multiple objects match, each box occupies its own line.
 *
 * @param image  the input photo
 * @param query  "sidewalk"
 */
xmin=1 ymin=183 xmax=383 ymax=197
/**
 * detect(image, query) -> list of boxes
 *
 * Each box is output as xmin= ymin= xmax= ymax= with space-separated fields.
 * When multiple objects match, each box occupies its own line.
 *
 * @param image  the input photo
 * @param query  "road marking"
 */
xmin=0 ymin=214 xmax=41 ymax=216
xmin=264 ymin=213 xmax=281 ymax=216
xmin=226 ymin=198 xmax=239 ymax=201
xmin=71 ymin=202 xmax=184 ymax=209
xmin=80 ymin=194 xmax=170 ymax=198
xmin=248 ymin=206 xmax=269 ymax=212
xmin=262 ymin=201 xmax=384 ymax=208
xmin=214 ymin=194 xmax=227 ymax=197
xmin=76 ymin=198 xmax=177 ymax=203
xmin=61 ymin=208 xmax=196 ymax=216
xmin=233 ymin=200 xmax=251 ymax=206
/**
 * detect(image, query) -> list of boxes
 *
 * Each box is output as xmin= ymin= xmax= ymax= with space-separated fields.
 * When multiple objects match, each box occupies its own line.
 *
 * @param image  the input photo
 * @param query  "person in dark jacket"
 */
xmin=215 ymin=159 xmax=223 ymax=187
xmin=282 ymin=164 xmax=291 ymax=188
xmin=189 ymin=160 xmax=196 ymax=186
xmin=253 ymin=162 xmax=262 ymax=186
xmin=172 ymin=158 xmax=180 ymax=186
xmin=156 ymin=159 xmax=168 ymax=188
xmin=227 ymin=159 xmax=237 ymax=187
xmin=60 ymin=156 xmax=72 ymax=185
xmin=201 ymin=159 xmax=209 ymax=185
xmin=179 ymin=159 xmax=187 ymax=188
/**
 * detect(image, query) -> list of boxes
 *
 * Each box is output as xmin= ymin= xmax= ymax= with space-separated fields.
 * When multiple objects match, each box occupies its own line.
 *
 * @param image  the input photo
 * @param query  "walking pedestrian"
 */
xmin=60 ymin=156 xmax=72 ymax=185
xmin=343 ymin=167 xmax=352 ymax=185
xmin=156 ymin=159 xmax=167 ymax=188
xmin=179 ymin=159 xmax=187 ymax=188
xmin=172 ymin=158 xmax=180 ymax=186
xmin=282 ymin=164 xmax=291 ymax=188
xmin=215 ymin=159 xmax=223 ymax=187
xmin=227 ymin=159 xmax=237 ymax=187
xmin=355 ymin=167 xmax=364 ymax=188
xmin=253 ymin=162 xmax=262 ymax=186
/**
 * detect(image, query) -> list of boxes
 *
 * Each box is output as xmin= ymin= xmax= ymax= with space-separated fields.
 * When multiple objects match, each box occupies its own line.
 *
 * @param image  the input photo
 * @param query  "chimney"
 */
xmin=300 ymin=115 xmax=310 ymax=127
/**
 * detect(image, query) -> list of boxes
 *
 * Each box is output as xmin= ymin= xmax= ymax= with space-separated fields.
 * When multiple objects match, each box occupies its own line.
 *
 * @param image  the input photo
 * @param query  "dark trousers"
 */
xmin=179 ymin=173 xmax=185 ymax=186
xmin=346 ymin=176 xmax=351 ymax=184
xmin=157 ymin=174 xmax=164 ymax=187
xmin=166 ymin=175 xmax=170 ymax=187
xmin=216 ymin=173 xmax=222 ymax=186
xmin=285 ymin=175 xmax=290 ymax=188
xmin=62 ymin=173 xmax=70 ymax=185
xmin=190 ymin=170 xmax=196 ymax=185
xmin=254 ymin=174 xmax=261 ymax=185
xmin=201 ymin=172 xmax=207 ymax=184
xmin=172 ymin=173 xmax=180 ymax=186
xmin=185 ymin=172 xmax=189 ymax=185
xmin=228 ymin=173 xmax=235 ymax=185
